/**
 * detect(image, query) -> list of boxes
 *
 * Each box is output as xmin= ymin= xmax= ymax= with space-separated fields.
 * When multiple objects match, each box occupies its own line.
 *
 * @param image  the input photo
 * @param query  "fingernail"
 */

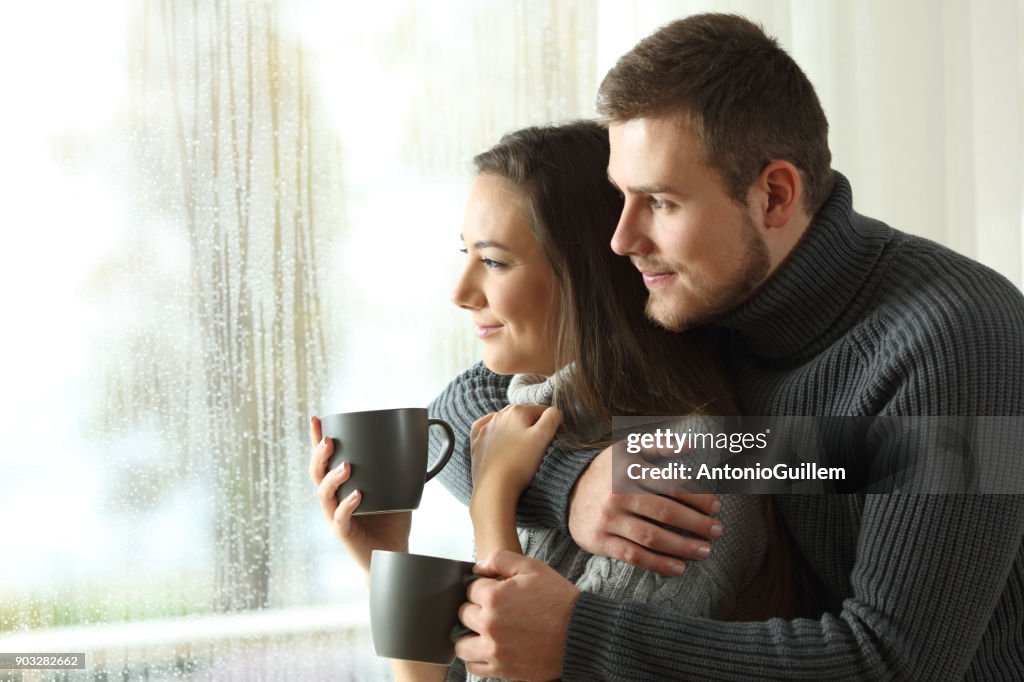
xmin=709 ymin=499 xmax=721 ymax=515
xmin=696 ymin=544 xmax=711 ymax=558
xmin=709 ymin=524 xmax=723 ymax=538
xmin=336 ymin=461 xmax=348 ymax=476
xmin=672 ymin=562 xmax=686 ymax=575
xmin=320 ymin=436 xmax=327 ymax=448
xmin=345 ymin=489 xmax=360 ymax=503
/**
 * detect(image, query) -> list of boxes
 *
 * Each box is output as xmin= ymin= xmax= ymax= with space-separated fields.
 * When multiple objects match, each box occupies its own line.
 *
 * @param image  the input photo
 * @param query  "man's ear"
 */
xmin=757 ymin=161 xmax=803 ymax=229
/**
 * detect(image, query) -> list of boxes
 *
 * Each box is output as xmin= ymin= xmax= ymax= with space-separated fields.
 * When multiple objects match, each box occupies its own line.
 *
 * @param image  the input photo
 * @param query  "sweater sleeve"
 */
xmin=427 ymin=363 xmax=599 ymax=530
xmin=563 ymin=275 xmax=1024 ymax=680
xmin=563 ymin=495 xmax=1024 ymax=681
xmin=574 ymin=493 xmax=767 ymax=619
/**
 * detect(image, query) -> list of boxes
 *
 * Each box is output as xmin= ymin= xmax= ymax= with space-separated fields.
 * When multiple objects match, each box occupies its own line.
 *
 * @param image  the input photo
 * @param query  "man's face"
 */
xmin=608 ymin=116 xmax=770 ymax=331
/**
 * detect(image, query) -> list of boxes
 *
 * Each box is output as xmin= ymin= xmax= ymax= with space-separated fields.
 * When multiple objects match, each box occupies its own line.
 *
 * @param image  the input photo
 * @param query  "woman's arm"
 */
xmin=309 ymin=416 xmax=410 ymax=576
xmin=467 ymin=405 xmax=563 ymax=558
xmin=428 ymin=363 xmax=596 ymax=529
xmin=429 ymin=364 xmax=722 ymax=573
xmin=391 ymin=660 xmax=449 ymax=682
xmin=310 ymin=419 xmax=455 ymax=682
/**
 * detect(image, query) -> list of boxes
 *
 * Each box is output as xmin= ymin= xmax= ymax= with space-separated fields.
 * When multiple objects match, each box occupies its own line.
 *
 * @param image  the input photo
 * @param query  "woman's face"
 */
xmin=451 ymin=174 xmax=560 ymax=376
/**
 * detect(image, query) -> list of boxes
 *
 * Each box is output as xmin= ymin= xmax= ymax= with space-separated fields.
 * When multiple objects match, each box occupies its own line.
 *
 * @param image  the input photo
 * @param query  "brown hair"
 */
xmin=475 ymin=120 xmax=813 ymax=621
xmin=473 ymin=120 xmax=737 ymax=443
xmin=597 ymin=13 xmax=833 ymax=215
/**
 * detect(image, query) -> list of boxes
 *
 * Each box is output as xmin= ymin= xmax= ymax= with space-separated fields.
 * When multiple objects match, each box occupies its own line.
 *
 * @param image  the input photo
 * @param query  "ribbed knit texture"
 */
xmin=429 ymin=172 xmax=1024 ymax=680
xmin=558 ymin=173 xmax=1024 ymax=681
xmin=428 ymin=367 xmax=595 ymax=530
xmin=504 ymin=374 xmax=770 ymax=618
xmin=442 ymin=373 xmax=771 ymax=682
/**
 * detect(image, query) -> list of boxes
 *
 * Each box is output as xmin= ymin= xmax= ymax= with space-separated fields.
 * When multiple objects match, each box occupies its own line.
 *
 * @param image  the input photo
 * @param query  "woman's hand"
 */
xmin=468 ymin=404 xmax=562 ymax=557
xmin=469 ymin=404 xmax=563 ymax=499
xmin=309 ymin=416 xmax=411 ymax=578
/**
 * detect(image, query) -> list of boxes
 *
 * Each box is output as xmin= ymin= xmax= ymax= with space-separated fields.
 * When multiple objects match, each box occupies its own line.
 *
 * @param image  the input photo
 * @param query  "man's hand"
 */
xmin=455 ymin=549 xmax=579 ymax=682
xmin=567 ymin=445 xmax=723 ymax=576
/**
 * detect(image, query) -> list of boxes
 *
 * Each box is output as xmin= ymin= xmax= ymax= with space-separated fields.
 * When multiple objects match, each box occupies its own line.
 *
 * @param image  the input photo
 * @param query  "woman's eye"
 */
xmin=459 ymin=247 xmax=506 ymax=269
xmin=480 ymin=257 xmax=506 ymax=270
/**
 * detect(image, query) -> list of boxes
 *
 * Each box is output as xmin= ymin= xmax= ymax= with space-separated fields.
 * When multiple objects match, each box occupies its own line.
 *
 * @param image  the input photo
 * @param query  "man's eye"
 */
xmin=648 ymin=197 xmax=673 ymax=210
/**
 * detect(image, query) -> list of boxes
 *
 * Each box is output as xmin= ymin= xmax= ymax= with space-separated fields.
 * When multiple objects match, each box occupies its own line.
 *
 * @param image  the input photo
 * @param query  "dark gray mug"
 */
xmin=323 ymin=408 xmax=455 ymax=515
xmin=369 ymin=550 xmax=478 ymax=664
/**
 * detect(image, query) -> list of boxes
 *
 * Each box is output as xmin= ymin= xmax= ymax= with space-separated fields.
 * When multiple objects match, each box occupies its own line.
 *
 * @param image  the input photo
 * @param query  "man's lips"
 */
xmin=638 ymin=269 xmax=677 ymax=287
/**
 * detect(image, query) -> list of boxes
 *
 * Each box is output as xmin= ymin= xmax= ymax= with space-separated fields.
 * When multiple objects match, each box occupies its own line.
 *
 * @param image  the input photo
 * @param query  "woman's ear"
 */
xmin=758 ymin=161 xmax=803 ymax=229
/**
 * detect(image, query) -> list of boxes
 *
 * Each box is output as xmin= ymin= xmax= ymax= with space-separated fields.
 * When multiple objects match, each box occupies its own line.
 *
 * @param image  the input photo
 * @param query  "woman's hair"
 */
xmin=472 ymin=120 xmax=737 ymax=444
xmin=473 ymin=121 xmax=811 ymax=621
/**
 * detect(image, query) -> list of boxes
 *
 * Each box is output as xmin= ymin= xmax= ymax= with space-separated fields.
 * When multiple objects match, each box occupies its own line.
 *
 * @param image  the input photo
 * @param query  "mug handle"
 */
xmin=450 ymin=574 xmax=481 ymax=642
xmin=425 ymin=418 xmax=456 ymax=482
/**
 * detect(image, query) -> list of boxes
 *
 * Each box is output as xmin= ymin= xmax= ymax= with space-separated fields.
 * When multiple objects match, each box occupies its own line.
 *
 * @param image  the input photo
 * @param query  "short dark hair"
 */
xmin=597 ymin=13 xmax=833 ymax=214
xmin=473 ymin=121 xmax=736 ymax=443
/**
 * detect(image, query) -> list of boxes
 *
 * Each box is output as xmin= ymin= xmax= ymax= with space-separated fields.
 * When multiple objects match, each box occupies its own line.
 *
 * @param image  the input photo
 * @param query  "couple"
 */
xmin=311 ymin=119 xmax=789 ymax=682
xmin=313 ymin=13 xmax=1024 ymax=682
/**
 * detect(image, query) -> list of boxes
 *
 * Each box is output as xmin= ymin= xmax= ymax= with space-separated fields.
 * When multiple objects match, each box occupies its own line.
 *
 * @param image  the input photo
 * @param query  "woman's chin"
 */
xmin=482 ymin=358 xmax=519 ymax=376
xmin=482 ymin=354 xmax=553 ymax=377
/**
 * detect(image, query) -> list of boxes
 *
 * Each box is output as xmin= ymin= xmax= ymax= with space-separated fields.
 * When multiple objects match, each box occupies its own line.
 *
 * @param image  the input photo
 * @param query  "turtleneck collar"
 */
xmin=716 ymin=172 xmax=895 ymax=361
xmin=507 ymin=364 xmax=576 ymax=406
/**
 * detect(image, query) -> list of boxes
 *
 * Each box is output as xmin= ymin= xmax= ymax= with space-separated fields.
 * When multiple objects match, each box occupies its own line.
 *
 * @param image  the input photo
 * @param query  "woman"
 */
xmin=309 ymin=121 xmax=802 ymax=681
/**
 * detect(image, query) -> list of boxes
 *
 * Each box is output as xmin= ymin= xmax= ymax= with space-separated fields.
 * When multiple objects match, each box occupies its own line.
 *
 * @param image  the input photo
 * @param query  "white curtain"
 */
xmin=0 ymin=0 xmax=1019 ymax=678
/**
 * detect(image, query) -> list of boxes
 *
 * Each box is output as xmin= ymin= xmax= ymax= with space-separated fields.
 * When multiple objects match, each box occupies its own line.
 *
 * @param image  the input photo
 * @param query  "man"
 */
xmin=446 ymin=13 xmax=1024 ymax=681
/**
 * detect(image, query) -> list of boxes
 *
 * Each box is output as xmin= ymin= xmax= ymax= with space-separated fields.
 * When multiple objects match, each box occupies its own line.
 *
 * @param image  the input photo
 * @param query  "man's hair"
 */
xmin=473 ymin=121 xmax=737 ymax=444
xmin=597 ymin=13 xmax=833 ymax=214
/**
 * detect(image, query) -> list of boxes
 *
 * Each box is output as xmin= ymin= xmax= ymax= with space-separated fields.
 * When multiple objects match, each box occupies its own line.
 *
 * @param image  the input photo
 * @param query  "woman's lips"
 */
xmin=640 ymin=270 xmax=676 ymax=287
xmin=475 ymin=324 xmax=502 ymax=338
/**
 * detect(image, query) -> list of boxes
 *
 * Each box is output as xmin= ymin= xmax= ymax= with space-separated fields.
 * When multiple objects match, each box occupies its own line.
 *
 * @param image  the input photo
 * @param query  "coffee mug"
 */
xmin=369 ymin=550 xmax=478 ymax=664
xmin=323 ymin=407 xmax=455 ymax=515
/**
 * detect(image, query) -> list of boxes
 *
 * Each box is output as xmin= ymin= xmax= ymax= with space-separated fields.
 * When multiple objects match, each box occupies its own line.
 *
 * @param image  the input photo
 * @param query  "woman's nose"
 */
xmin=451 ymin=267 xmax=485 ymax=310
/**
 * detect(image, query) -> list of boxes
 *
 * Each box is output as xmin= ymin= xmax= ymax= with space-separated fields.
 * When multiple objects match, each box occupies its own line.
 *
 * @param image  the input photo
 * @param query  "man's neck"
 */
xmin=764 ymin=209 xmax=814 ymax=281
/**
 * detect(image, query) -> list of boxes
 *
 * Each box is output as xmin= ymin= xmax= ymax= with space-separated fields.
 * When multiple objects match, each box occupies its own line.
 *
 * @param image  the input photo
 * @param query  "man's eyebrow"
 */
xmin=630 ymin=183 xmax=676 ymax=195
xmin=458 ymin=235 xmax=512 ymax=251
xmin=605 ymin=173 xmax=677 ymax=195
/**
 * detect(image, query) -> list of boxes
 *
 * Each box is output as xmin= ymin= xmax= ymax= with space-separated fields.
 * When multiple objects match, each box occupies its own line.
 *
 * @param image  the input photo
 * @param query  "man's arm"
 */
xmin=459 ymin=289 xmax=1024 ymax=680
xmin=563 ymin=494 xmax=1023 ymax=681
xmin=458 ymin=495 xmax=1024 ymax=681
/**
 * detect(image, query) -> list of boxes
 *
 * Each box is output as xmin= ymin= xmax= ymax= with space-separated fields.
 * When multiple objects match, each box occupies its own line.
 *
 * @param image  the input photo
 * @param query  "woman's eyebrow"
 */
xmin=459 ymin=235 xmax=513 ymax=251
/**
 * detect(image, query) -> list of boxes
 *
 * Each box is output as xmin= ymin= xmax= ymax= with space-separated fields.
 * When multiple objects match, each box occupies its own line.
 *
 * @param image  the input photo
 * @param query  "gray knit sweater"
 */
xmin=439 ymin=372 xmax=768 ymax=682
xmin=505 ymin=373 xmax=768 ymax=618
xmin=430 ymin=172 xmax=1024 ymax=680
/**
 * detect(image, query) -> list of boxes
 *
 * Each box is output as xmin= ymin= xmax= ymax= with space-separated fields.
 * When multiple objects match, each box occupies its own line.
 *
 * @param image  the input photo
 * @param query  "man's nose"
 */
xmin=611 ymin=200 xmax=651 ymax=256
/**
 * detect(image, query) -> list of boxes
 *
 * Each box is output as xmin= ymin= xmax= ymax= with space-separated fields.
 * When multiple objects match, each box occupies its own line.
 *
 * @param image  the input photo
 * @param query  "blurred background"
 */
xmin=0 ymin=0 xmax=1020 ymax=679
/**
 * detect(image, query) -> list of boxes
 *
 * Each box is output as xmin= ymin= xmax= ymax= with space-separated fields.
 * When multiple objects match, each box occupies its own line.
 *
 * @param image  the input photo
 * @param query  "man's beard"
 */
xmin=642 ymin=216 xmax=771 ymax=332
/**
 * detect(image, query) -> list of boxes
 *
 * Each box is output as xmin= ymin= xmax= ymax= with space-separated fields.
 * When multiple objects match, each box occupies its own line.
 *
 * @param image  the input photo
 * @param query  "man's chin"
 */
xmin=645 ymin=297 xmax=694 ymax=332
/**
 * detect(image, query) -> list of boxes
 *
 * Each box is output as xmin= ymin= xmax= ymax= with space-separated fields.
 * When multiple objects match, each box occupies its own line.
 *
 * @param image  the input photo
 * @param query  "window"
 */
xmin=1 ymin=1 xmax=1020 ymax=678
